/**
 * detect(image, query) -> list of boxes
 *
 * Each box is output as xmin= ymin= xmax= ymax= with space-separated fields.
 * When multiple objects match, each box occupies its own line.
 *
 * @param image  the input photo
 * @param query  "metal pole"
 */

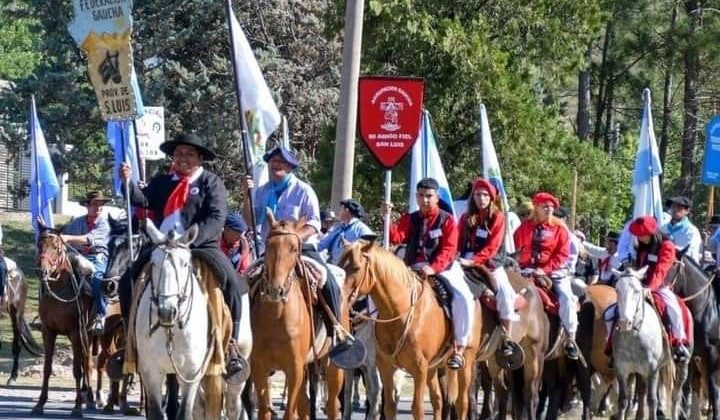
xmin=383 ymin=170 xmax=391 ymax=250
xmin=570 ymin=169 xmax=578 ymax=230
xmin=330 ymin=0 xmax=365 ymax=208
xmin=119 ymin=121 xmax=135 ymax=260
xmin=227 ymin=0 xmax=260 ymax=259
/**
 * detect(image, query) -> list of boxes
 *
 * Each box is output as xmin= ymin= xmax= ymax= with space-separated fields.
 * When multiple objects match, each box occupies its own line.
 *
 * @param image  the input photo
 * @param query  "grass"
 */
xmin=0 ymin=211 xmax=72 ymax=383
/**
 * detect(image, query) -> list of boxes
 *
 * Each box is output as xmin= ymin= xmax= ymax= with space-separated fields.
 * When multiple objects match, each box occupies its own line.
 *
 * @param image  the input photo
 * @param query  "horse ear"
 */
xmin=182 ymin=224 xmax=199 ymax=246
xmin=361 ymin=236 xmax=376 ymax=252
xmin=341 ymin=237 xmax=351 ymax=247
xmin=296 ymin=216 xmax=307 ymax=230
xmin=144 ymin=218 xmax=166 ymax=245
xmin=637 ymin=265 xmax=650 ymax=278
xmin=611 ymin=268 xmax=623 ymax=277
xmin=265 ymin=208 xmax=277 ymax=227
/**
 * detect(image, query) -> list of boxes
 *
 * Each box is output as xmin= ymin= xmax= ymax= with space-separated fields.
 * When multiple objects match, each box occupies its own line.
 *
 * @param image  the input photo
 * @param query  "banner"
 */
xmin=631 ymin=88 xmax=663 ymax=221
xmin=358 ymin=76 xmax=424 ymax=169
xmin=69 ymin=0 xmax=143 ymax=121
xmin=135 ymin=106 xmax=165 ymax=160
xmin=703 ymin=115 xmax=720 ymax=185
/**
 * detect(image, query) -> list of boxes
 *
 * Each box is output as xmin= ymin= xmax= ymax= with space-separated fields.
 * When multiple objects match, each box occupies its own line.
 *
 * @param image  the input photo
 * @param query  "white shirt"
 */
xmin=583 ymin=241 xmax=621 ymax=282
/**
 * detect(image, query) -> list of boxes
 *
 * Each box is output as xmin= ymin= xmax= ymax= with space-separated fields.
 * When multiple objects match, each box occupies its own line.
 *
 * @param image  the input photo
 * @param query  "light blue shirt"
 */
xmin=318 ymin=218 xmax=374 ymax=264
xmin=63 ymin=215 xmax=111 ymax=255
xmin=253 ymin=174 xmax=321 ymax=253
xmin=661 ymin=217 xmax=702 ymax=262
xmin=708 ymin=227 xmax=720 ymax=257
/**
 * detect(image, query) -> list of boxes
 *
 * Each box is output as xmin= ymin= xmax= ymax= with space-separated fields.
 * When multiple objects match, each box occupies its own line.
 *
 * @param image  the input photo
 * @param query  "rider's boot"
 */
xmin=673 ymin=343 xmax=690 ymax=363
xmin=565 ymin=332 xmax=580 ymax=360
xmin=448 ymin=345 xmax=465 ymax=370
xmin=224 ymin=322 xmax=248 ymax=379
xmin=88 ymin=313 xmax=105 ymax=336
xmin=500 ymin=319 xmax=516 ymax=357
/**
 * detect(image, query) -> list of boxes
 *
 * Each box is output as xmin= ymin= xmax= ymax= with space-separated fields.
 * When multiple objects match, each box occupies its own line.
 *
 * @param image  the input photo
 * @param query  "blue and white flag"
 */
xmin=29 ymin=96 xmax=60 ymax=233
xmin=480 ymin=104 xmax=515 ymax=253
xmin=632 ymin=88 xmax=663 ymax=221
xmin=409 ymin=110 xmax=455 ymax=216
xmin=107 ymin=120 xmax=140 ymax=196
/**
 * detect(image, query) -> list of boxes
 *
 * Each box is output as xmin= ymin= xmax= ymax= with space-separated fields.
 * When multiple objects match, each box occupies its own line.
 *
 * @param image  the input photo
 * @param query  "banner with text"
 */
xmin=358 ymin=76 xmax=424 ymax=169
xmin=703 ymin=115 xmax=720 ymax=185
xmin=135 ymin=106 xmax=165 ymax=160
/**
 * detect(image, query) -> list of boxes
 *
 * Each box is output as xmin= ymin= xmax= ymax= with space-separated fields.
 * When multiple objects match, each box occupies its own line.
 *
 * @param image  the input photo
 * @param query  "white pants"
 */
xmin=494 ymin=266 xmax=519 ymax=321
xmin=551 ymin=271 xmax=578 ymax=337
xmin=657 ymin=286 xmax=686 ymax=342
xmin=417 ymin=262 xmax=475 ymax=347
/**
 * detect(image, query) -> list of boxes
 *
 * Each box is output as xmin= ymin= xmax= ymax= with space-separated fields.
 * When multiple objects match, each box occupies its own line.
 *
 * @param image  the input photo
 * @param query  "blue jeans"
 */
xmin=87 ymin=254 xmax=108 ymax=317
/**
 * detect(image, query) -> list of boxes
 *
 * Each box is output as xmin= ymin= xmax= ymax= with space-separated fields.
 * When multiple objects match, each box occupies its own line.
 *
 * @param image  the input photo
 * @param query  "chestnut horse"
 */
xmin=338 ymin=239 xmax=483 ymax=420
xmin=33 ymin=229 xmax=95 ymax=416
xmin=251 ymin=214 xmax=344 ymax=420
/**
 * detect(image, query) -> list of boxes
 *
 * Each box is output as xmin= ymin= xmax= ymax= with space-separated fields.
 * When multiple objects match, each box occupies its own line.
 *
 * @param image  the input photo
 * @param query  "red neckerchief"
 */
xmin=163 ymin=171 xmax=191 ymax=218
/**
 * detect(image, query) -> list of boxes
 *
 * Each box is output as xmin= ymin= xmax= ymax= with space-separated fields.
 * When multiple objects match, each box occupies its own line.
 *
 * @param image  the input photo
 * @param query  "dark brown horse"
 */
xmin=33 ymin=229 xmax=95 ymax=416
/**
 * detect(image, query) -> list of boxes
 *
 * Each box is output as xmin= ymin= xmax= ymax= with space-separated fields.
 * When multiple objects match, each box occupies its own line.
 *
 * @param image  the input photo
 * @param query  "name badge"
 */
xmin=190 ymin=187 xmax=200 ymax=195
xmin=476 ymin=229 xmax=489 ymax=239
xmin=647 ymin=254 xmax=658 ymax=262
xmin=429 ymin=228 xmax=443 ymax=239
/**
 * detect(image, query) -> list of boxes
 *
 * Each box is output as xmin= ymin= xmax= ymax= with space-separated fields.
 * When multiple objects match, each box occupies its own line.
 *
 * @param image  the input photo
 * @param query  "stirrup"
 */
xmin=448 ymin=353 xmax=465 ymax=370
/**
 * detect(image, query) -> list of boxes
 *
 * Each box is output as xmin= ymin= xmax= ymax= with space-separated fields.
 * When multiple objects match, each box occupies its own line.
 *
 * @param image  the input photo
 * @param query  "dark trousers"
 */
xmin=119 ymin=246 xmax=244 ymax=338
xmin=301 ymin=245 xmax=342 ymax=322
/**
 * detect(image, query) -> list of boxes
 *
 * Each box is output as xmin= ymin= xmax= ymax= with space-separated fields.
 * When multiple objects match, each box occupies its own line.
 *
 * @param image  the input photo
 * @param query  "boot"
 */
xmin=448 ymin=346 xmax=465 ymax=370
xmin=224 ymin=322 xmax=248 ymax=379
xmin=673 ymin=343 xmax=690 ymax=363
xmin=565 ymin=333 xmax=580 ymax=360
xmin=500 ymin=319 xmax=515 ymax=357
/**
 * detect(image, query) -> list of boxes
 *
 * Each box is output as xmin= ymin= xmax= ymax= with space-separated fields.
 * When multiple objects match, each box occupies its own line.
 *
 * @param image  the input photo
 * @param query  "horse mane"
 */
xmin=362 ymin=241 xmax=417 ymax=289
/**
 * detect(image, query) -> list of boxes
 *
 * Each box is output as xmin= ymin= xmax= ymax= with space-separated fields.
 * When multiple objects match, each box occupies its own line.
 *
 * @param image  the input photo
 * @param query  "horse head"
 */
xmin=613 ymin=266 xmax=649 ymax=332
xmin=103 ymin=217 xmax=148 ymax=296
xmin=37 ymin=229 xmax=68 ymax=280
xmin=263 ymin=209 xmax=304 ymax=302
xmin=145 ymin=219 xmax=199 ymax=326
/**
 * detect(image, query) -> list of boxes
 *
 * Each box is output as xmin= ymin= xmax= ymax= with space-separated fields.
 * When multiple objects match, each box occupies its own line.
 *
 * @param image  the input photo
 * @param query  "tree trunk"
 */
xmin=577 ymin=46 xmax=592 ymax=141
xmin=659 ymin=5 xmax=678 ymax=187
xmin=593 ymin=20 xmax=614 ymax=147
xmin=603 ymin=78 xmax=615 ymax=153
xmin=681 ymin=1 xmax=700 ymax=196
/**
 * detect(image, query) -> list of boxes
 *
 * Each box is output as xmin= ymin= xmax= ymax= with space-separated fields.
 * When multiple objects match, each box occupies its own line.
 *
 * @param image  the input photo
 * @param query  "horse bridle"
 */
xmin=261 ymin=229 xmax=304 ymax=302
xmin=618 ymin=273 xmax=646 ymax=332
xmin=38 ymin=235 xmax=69 ymax=281
xmin=148 ymin=243 xmax=196 ymax=333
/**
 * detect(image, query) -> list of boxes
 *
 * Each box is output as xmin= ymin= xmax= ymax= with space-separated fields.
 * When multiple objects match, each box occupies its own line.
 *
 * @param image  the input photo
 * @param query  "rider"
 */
xmin=60 ymin=191 xmax=112 ymax=334
xmin=629 ymin=215 xmax=692 ymax=362
xmin=513 ymin=192 xmax=579 ymax=360
xmin=119 ymin=133 xmax=248 ymax=376
xmin=583 ymin=231 xmax=621 ymax=286
xmin=662 ymin=196 xmax=702 ymax=263
xmin=221 ymin=212 xmax=251 ymax=274
xmin=245 ymin=144 xmax=353 ymax=353
xmin=318 ymin=199 xmax=374 ymax=265
xmin=384 ymin=177 xmax=474 ymax=370
xmin=456 ymin=178 xmax=518 ymax=357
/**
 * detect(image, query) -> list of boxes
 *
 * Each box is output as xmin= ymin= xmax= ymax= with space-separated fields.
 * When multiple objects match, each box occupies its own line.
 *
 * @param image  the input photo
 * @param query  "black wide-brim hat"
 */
xmin=263 ymin=145 xmax=299 ymax=169
xmin=664 ymin=195 xmax=692 ymax=209
xmin=159 ymin=133 xmax=216 ymax=161
xmin=80 ymin=191 xmax=112 ymax=206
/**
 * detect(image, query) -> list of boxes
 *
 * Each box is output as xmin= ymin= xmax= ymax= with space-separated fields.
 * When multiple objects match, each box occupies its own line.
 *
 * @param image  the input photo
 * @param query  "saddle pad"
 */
xmin=326 ymin=263 xmax=345 ymax=287
xmin=533 ymin=284 xmax=559 ymax=316
xmin=431 ymin=275 xmax=453 ymax=320
xmin=479 ymin=294 xmax=528 ymax=313
xmin=300 ymin=256 xmax=327 ymax=289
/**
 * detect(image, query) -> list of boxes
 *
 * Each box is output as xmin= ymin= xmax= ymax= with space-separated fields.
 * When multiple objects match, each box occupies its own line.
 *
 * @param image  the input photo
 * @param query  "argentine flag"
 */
xmin=29 ymin=96 xmax=60 ymax=233
xmin=409 ymin=110 xmax=455 ymax=216
xmin=632 ymin=88 xmax=663 ymax=221
xmin=107 ymin=120 xmax=140 ymax=197
xmin=480 ymin=104 xmax=516 ymax=253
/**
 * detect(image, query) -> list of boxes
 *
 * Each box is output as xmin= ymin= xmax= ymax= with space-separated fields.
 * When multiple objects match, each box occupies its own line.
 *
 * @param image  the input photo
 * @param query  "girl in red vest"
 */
xmin=628 ymin=216 xmax=692 ymax=362
xmin=513 ymin=192 xmax=578 ymax=359
xmin=457 ymin=178 xmax=518 ymax=356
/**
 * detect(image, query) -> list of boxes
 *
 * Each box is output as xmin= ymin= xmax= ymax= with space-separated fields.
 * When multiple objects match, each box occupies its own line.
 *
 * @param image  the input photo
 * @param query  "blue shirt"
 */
xmin=253 ymin=174 xmax=321 ymax=253
xmin=318 ymin=218 xmax=374 ymax=264
xmin=62 ymin=215 xmax=111 ymax=256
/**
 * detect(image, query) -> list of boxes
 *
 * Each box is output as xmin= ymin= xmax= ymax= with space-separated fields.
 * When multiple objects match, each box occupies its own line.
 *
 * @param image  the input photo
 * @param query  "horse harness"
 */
xmin=38 ymin=236 xmax=85 ymax=304
xmin=257 ymin=228 xmax=309 ymax=302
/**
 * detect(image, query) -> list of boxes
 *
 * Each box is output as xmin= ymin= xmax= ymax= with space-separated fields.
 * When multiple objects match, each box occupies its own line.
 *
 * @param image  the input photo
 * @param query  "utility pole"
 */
xmin=330 ymin=0 xmax=364 ymax=207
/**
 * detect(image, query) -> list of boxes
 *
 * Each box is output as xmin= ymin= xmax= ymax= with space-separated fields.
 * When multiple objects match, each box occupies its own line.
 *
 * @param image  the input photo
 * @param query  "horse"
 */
xmin=135 ymin=220 xmax=217 ymax=420
xmin=3 ymin=255 xmax=44 ymax=385
xmin=612 ymin=267 xmax=677 ymax=420
xmin=338 ymin=239 xmax=484 ymax=420
xmin=32 ymin=228 xmax=95 ymax=416
xmin=669 ymin=253 xmax=720 ymax=419
xmin=250 ymin=213 xmax=345 ymax=420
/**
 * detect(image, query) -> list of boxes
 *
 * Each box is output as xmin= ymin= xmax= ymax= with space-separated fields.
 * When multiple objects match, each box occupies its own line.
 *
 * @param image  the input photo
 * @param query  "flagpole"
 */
xmin=383 ymin=170 xmax=391 ymax=250
xmin=118 ymin=121 xmax=135 ymax=260
xmin=227 ymin=0 xmax=260 ymax=260
xmin=570 ymin=169 xmax=578 ymax=230
xmin=30 ymin=96 xmax=42 ymax=229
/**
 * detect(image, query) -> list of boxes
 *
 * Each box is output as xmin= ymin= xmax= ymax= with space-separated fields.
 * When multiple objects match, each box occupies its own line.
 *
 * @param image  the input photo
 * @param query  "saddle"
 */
xmin=464 ymin=266 xmax=528 ymax=314
xmin=530 ymin=275 xmax=560 ymax=317
xmin=428 ymin=274 xmax=454 ymax=320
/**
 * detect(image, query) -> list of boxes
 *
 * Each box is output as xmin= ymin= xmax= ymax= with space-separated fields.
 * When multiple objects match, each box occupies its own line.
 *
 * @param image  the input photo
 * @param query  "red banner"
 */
xmin=358 ymin=76 xmax=424 ymax=169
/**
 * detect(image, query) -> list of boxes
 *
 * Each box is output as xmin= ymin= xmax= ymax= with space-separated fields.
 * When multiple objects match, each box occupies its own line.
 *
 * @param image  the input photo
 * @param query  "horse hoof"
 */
xmin=71 ymin=408 xmax=83 ymax=417
xmin=102 ymin=404 xmax=115 ymax=414
xmin=124 ymin=406 xmax=141 ymax=416
xmin=31 ymin=405 xmax=44 ymax=415
xmin=86 ymin=401 xmax=97 ymax=411
xmin=6 ymin=378 xmax=15 ymax=386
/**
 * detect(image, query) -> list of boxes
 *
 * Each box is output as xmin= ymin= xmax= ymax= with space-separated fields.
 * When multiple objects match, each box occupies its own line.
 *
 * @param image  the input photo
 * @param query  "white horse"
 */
xmin=612 ymin=267 xmax=675 ymax=420
xmin=136 ymin=220 xmax=212 ymax=420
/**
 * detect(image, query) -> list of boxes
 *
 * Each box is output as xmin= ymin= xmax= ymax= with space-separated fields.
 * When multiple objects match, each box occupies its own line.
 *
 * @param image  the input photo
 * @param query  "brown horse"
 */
xmin=339 ymin=239 xmax=483 ymax=420
xmin=483 ymin=268 xmax=550 ymax=419
xmin=33 ymin=229 xmax=95 ymax=416
xmin=250 ymin=214 xmax=344 ymax=420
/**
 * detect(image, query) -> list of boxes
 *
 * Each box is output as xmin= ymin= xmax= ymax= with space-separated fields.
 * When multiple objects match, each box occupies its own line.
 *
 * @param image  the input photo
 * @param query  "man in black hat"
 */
xmin=60 ymin=191 xmax=112 ymax=334
xmin=119 ymin=133 xmax=248 ymax=376
xmin=662 ymin=196 xmax=702 ymax=262
xmin=318 ymin=199 xmax=374 ymax=264
xmin=246 ymin=144 xmax=354 ymax=355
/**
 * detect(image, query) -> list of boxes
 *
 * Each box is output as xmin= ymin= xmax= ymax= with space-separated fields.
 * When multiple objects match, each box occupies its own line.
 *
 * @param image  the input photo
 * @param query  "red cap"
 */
xmin=532 ymin=192 xmax=560 ymax=209
xmin=472 ymin=178 xmax=498 ymax=201
xmin=629 ymin=216 xmax=658 ymax=237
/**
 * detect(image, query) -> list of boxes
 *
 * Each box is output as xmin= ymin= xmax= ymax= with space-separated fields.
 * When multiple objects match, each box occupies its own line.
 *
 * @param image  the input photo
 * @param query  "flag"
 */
xmin=409 ymin=110 xmax=455 ymax=216
xmin=479 ymin=104 xmax=515 ymax=253
xmin=227 ymin=0 xmax=281 ymax=188
xmin=29 ymin=96 xmax=60 ymax=233
xmin=632 ymin=88 xmax=663 ymax=221
xmin=107 ymin=120 xmax=140 ymax=196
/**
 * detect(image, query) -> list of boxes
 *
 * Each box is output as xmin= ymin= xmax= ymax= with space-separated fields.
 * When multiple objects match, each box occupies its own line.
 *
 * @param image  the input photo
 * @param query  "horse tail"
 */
xmin=446 ymin=367 xmax=459 ymax=404
xmin=11 ymin=304 xmax=43 ymax=357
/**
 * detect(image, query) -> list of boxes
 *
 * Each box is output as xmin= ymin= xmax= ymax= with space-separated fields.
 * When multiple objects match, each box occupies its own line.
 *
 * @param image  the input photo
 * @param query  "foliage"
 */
xmin=0 ymin=0 xmax=42 ymax=80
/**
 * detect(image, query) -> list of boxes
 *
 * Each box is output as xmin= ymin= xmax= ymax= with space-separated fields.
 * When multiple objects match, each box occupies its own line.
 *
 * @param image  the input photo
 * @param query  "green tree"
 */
xmin=0 ymin=0 xmax=42 ymax=80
